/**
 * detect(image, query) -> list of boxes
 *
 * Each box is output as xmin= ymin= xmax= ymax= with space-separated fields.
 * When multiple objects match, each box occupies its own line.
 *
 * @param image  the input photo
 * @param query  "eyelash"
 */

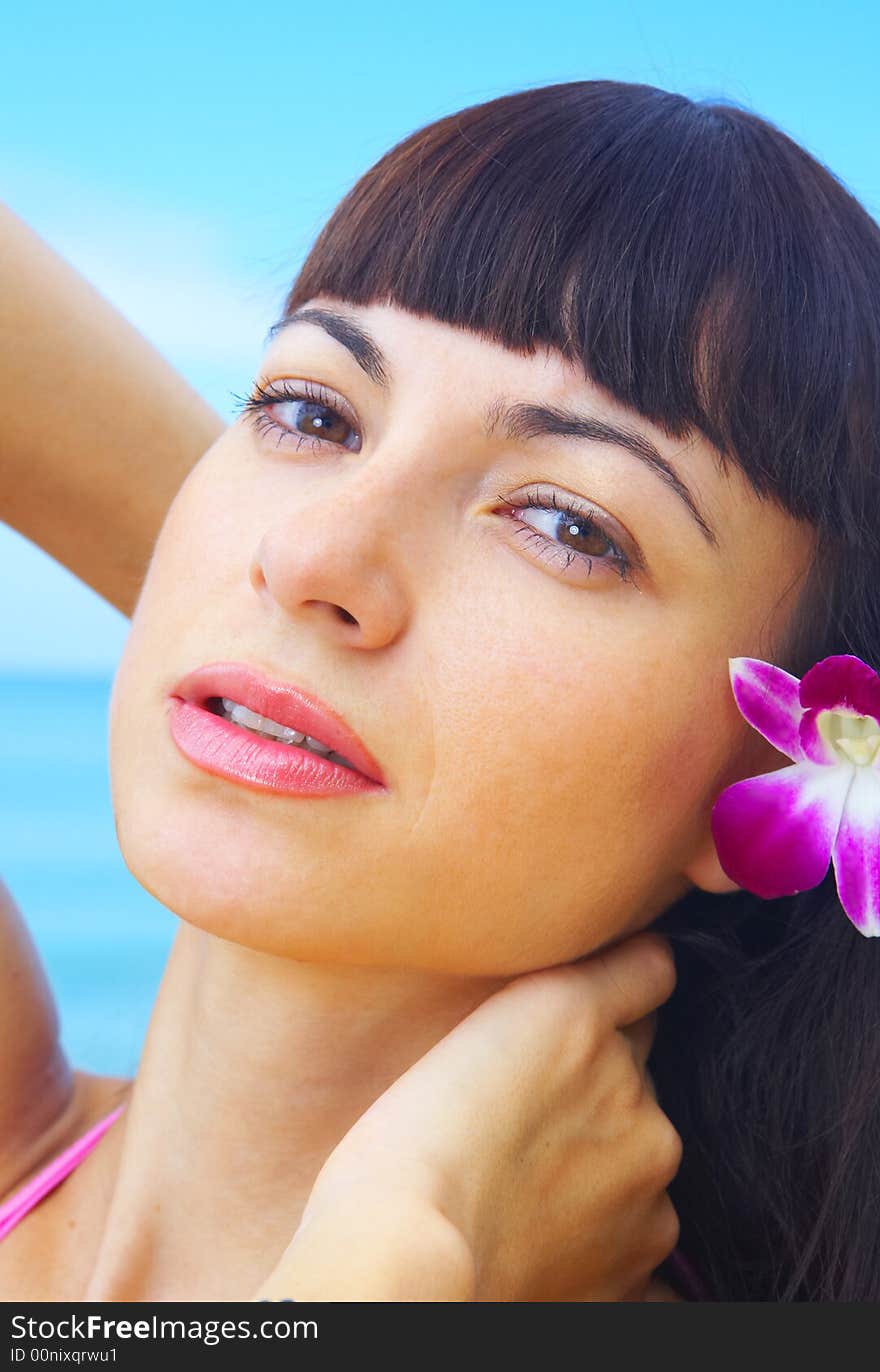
xmin=231 ymin=378 xmax=637 ymax=585
xmin=494 ymin=486 xmax=636 ymax=584
xmin=230 ymin=377 xmax=359 ymax=451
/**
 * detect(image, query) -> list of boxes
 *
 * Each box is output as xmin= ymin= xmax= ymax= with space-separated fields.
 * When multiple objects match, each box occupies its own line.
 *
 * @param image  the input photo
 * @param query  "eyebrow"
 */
xmin=266 ymin=306 xmax=719 ymax=548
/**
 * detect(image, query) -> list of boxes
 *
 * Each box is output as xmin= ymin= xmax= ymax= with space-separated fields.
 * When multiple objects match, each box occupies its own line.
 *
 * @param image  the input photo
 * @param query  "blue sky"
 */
xmin=2 ymin=0 xmax=878 ymax=673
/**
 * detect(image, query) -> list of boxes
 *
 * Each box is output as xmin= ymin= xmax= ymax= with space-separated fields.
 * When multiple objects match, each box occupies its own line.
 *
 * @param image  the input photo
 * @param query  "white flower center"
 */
xmin=816 ymin=708 xmax=880 ymax=767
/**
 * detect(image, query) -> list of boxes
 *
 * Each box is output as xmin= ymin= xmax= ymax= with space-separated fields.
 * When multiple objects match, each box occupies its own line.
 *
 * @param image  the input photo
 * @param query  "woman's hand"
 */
xmin=254 ymin=932 xmax=681 ymax=1302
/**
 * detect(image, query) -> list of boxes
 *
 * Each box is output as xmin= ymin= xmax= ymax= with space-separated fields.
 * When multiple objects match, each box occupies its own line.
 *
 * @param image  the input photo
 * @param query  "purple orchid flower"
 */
xmin=710 ymin=654 xmax=880 ymax=936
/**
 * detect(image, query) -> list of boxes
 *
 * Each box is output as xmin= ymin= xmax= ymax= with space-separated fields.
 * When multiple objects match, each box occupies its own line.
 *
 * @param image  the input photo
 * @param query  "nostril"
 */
xmin=335 ymin=606 xmax=358 ymax=626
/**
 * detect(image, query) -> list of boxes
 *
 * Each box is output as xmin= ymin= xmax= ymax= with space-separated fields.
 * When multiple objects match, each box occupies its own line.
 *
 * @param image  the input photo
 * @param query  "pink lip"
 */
xmin=167 ymin=661 xmax=388 ymax=797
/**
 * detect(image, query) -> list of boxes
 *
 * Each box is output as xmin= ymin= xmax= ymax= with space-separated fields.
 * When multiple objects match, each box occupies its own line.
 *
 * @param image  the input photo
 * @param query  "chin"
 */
xmin=107 ymin=785 xmax=394 ymax=965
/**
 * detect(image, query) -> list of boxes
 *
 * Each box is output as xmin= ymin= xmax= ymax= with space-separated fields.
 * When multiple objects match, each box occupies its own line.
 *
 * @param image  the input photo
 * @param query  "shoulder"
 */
xmin=0 ymin=1067 xmax=132 ymax=1208
xmin=0 ymin=874 xmax=132 ymax=1186
xmin=0 ymin=874 xmax=70 ymax=1183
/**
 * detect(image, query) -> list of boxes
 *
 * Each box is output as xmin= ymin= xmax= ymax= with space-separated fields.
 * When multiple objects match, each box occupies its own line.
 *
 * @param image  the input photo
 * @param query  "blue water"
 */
xmin=0 ymin=674 xmax=176 ymax=1078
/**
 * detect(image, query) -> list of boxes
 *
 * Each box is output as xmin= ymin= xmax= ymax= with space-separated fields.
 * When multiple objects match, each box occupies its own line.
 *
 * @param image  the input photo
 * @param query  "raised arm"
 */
xmin=0 ymin=200 xmax=226 ymax=617
xmin=0 ymin=205 xmax=226 ymax=1187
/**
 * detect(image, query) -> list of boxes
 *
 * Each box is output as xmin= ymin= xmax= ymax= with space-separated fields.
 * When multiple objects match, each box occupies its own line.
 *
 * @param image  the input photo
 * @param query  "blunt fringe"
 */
xmin=274 ymin=80 xmax=880 ymax=1301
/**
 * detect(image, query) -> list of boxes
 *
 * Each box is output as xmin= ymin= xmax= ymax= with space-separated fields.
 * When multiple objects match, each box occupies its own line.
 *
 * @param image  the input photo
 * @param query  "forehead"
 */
xmin=266 ymin=296 xmax=696 ymax=446
xmin=269 ymin=296 xmax=603 ymax=388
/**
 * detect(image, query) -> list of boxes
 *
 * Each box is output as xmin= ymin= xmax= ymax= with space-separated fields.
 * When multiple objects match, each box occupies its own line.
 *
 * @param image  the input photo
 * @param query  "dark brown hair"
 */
xmin=272 ymin=79 xmax=880 ymax=1300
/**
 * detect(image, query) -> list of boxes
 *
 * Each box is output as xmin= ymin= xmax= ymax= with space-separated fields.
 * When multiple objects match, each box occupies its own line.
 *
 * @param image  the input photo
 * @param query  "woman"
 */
xmin=1 ymin=77 xmax=877 ymax=1301
xmin=0 ymin=218 xmax=681 ymax=1306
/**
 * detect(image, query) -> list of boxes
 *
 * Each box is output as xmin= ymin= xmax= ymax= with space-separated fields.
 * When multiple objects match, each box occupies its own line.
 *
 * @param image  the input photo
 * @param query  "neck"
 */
xmin=84 ymin=922 xmax=507 ymax=1300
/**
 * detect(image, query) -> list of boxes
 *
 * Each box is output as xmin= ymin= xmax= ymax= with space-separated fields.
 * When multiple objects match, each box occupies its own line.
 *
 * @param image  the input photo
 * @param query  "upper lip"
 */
xmin=170 ymin=661 xmax=387 ymax=786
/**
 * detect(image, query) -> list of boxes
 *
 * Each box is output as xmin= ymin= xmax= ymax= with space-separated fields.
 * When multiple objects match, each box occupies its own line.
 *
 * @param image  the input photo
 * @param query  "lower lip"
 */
xmin=167 ymin=697 xmax=384 ymax=797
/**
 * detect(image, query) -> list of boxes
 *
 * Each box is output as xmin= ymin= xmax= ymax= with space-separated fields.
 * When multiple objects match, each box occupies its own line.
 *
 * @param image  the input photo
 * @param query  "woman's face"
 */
xmin=109 ymin=296 xmax=816 ymax=975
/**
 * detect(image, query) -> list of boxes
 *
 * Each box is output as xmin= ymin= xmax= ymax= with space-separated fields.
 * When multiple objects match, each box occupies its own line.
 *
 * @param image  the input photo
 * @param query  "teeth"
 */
xmin=217 ymin=697 xmax=356 ymax=770
xmin=222 ymin=698 xmax=304 ymax=743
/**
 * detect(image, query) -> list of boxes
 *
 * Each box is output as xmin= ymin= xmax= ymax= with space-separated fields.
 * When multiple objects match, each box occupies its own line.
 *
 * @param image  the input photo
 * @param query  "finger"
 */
xmin=586 ymin=932 xmax=677 ymax=1028
xmin=620 ymin=1011 xmax=657 ymax=1067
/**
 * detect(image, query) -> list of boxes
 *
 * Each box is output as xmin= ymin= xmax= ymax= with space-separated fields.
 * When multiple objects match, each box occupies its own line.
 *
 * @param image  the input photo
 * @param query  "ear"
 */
xmin=683 ymin=728 xmax=793 ymax=896
xmin=683 ymin=724 xmax=801 ymax=894
xmin=681 ymin=823 xmax=742 ymax=895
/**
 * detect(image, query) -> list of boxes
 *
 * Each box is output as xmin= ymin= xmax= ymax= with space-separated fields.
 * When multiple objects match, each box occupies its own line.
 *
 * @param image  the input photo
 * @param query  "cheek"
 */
xmin=116 ymin=453 xmax=262 ymax=702
xmin=394 ymin=619 xmax=732 ymax=966
xmin=151 ymin=459 xmax=253 ymax=595
xmin=108 ymin=461 xmax=250 ymax=829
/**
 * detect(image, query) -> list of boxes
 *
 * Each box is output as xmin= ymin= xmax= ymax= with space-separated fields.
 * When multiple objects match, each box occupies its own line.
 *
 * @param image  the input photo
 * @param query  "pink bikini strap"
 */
xmin=0 ymin=1103 xmax=125 ymax=1241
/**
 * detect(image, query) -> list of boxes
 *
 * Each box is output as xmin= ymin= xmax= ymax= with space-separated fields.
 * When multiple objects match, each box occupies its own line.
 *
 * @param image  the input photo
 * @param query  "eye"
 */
xmin=230 ymin=377 xmax=361 ymax=453
xmin=495 ymin=485 xmax=642 ymax=587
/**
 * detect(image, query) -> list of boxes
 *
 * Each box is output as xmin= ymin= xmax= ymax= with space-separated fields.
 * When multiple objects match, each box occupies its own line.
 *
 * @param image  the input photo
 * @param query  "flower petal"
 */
xmin=830 ymin=766 xmax=880 ymax=936
xmin=799 ymin=654 xmax=880 ymax=721
xmin=711 ymin=761 xmax=854 ymax=899
xmin=728 ymin=657 xmax=805 ymax=762
xmin=799 ymin=709 xmax=841 ymax=766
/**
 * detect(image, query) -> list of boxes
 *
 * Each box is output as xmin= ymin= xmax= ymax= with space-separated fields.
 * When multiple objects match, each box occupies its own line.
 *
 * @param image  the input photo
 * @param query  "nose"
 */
xmin=248 ymin=465 xmax=424 ymax=650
